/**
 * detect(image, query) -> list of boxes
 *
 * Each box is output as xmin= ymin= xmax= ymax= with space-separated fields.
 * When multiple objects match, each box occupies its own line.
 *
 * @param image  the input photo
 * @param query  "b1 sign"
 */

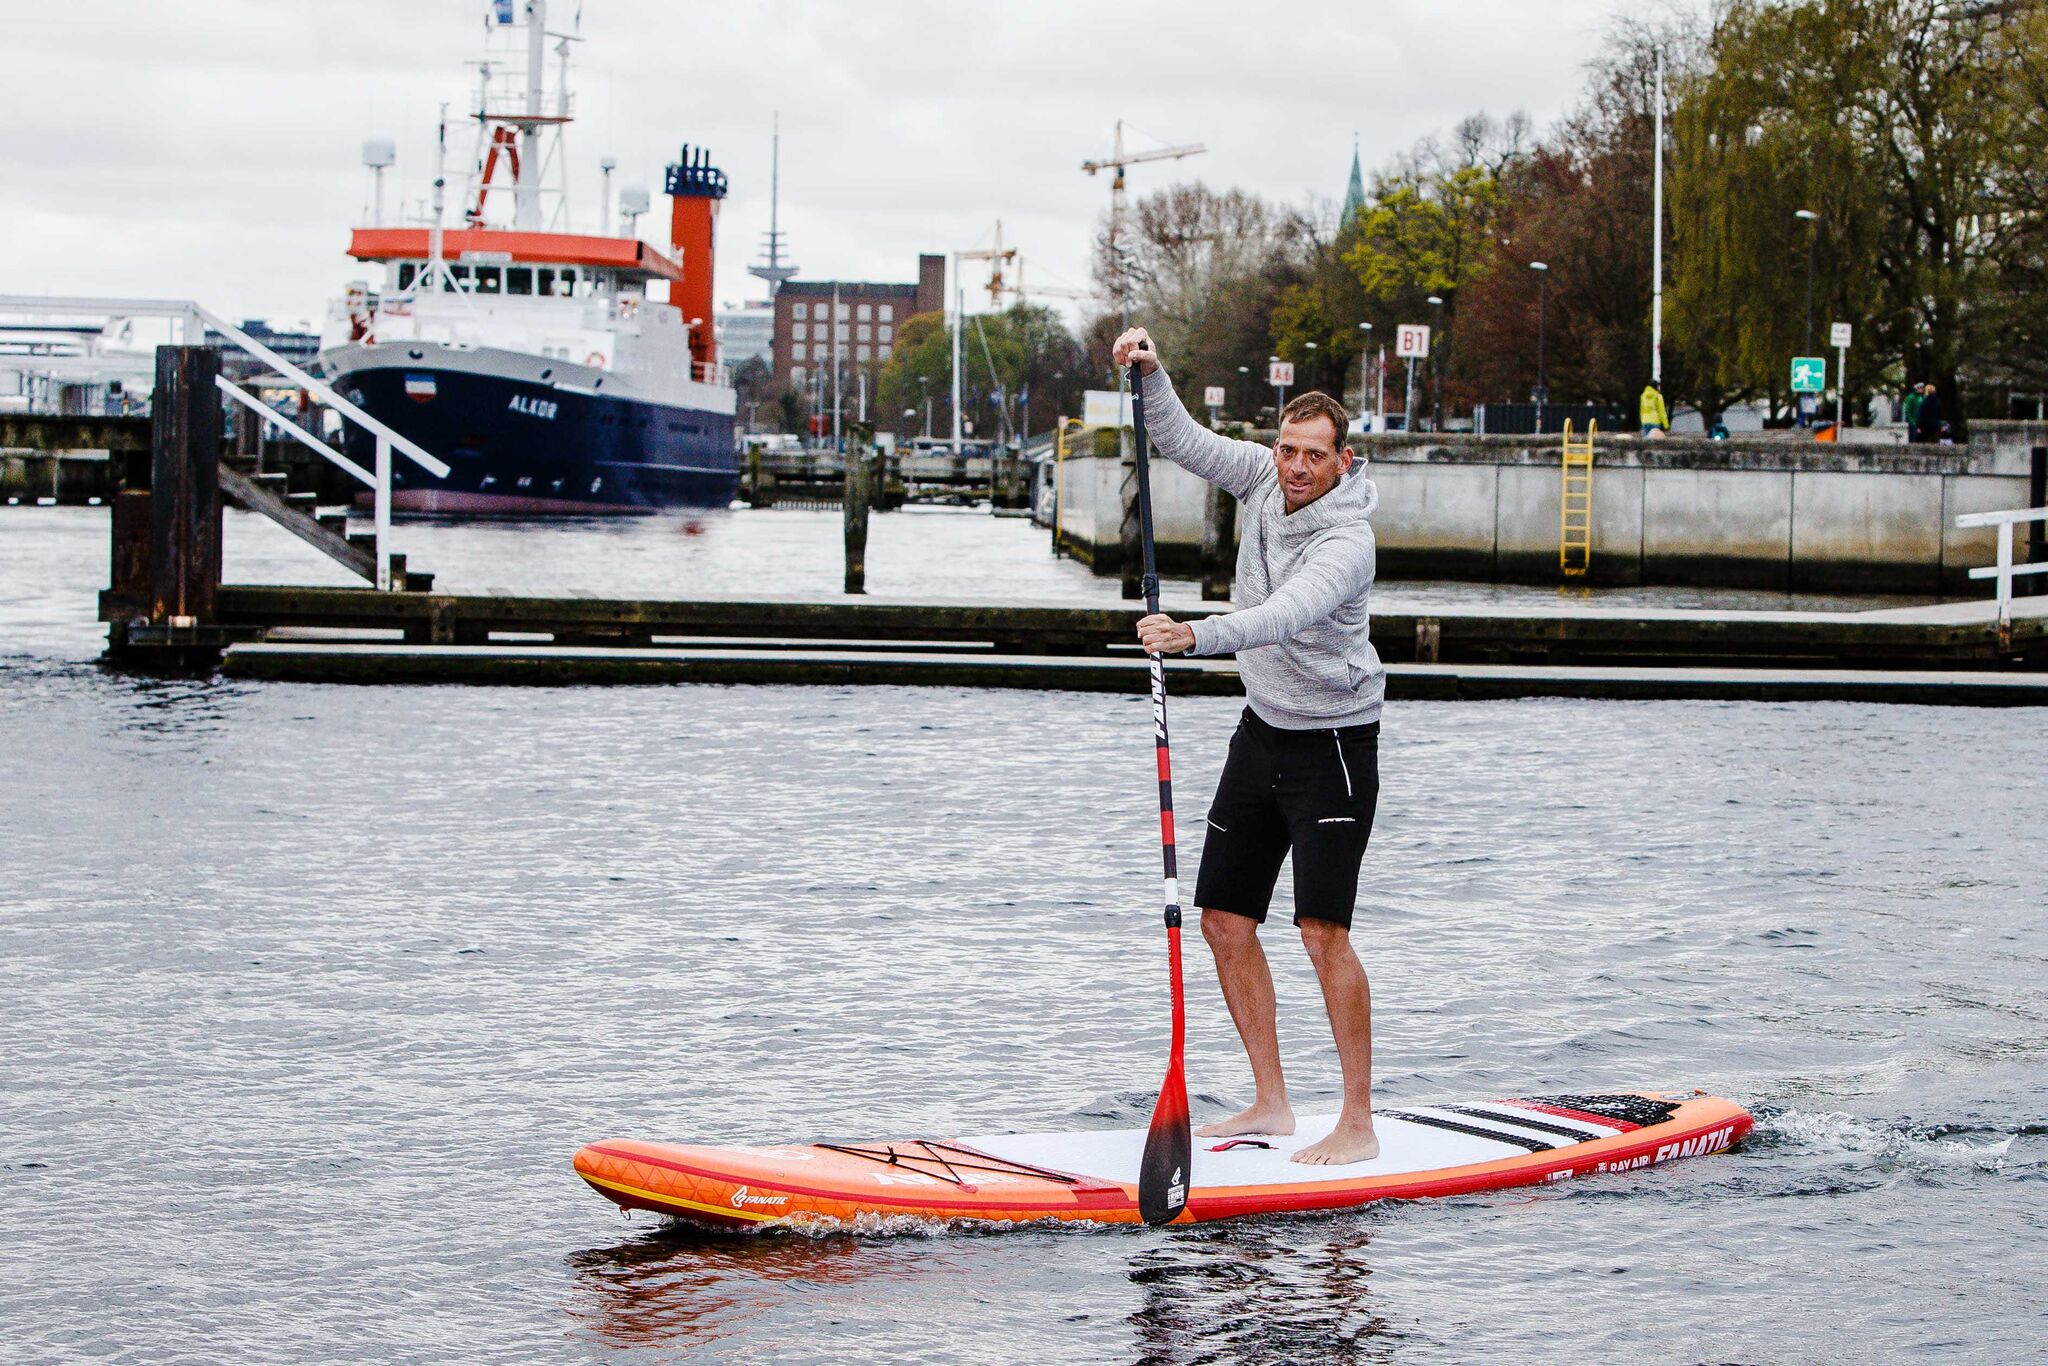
xmin=1396 ymin=324 xmax=1431 ymax=359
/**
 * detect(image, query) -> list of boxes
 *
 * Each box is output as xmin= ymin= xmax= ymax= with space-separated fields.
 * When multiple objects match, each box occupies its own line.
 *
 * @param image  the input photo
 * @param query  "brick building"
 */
xmin=772 ymin=254 xmax=946 ymax=394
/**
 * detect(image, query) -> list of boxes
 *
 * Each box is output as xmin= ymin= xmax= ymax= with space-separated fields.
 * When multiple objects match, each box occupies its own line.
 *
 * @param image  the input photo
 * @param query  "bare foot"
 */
xmin=1196 ymin=1101 xmax=1297 ymax=1138
xmin=1291 ymin=1120 xmax=1379 ymax=1165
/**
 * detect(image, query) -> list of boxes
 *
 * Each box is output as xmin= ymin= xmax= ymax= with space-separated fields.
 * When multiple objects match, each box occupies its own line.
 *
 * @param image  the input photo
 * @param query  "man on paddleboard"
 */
xmin=1114 ymin=327 xmax=1385 ymax=1166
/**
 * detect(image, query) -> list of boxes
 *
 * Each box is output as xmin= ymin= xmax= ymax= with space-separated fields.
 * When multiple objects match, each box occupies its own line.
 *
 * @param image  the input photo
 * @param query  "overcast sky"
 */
xmin=2 ymin=0 xmax=1657 ymax=331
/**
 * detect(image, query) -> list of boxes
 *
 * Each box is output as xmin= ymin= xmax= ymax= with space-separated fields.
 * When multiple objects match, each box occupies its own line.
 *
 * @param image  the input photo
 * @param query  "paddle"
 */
xmin=1128 ymin=345 xmax=1191 ymax=1227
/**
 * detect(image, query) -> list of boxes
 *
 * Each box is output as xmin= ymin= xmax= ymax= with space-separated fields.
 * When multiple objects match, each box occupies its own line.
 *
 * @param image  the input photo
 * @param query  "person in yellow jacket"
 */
xmin=1639 ymin=380 xmax=1669 ymax=437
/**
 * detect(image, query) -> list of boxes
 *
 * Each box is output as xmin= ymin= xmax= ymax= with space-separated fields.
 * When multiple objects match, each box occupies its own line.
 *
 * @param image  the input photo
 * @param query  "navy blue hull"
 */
xmin=334 ymin=364 xmax=738 ymax=514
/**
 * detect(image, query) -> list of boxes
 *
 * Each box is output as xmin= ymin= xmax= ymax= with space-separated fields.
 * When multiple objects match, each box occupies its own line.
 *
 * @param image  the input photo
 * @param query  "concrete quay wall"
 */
xmin=1055 ymin=426 xmax=2040 ymax=594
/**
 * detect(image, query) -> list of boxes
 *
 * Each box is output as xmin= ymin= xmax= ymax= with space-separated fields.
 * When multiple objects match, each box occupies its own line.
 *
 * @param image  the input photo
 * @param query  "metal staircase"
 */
xmin=216 ymin=462 xmax=431 ymax=592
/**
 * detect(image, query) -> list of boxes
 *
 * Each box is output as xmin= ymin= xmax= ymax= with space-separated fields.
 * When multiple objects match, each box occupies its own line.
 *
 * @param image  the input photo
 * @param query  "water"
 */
xmin=2 ymin=508 xmax=2041 ymax=1363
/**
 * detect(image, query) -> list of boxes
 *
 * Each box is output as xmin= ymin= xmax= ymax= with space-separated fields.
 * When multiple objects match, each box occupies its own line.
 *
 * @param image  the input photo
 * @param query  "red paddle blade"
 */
xmin=1138 ymin=1053 xmax=1190 ymax=1226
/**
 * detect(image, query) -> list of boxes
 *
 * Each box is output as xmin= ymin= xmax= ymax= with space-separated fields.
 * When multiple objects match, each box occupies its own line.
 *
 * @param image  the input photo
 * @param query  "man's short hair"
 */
xmin=1279 ymin=391 xmax=1350 ymax=449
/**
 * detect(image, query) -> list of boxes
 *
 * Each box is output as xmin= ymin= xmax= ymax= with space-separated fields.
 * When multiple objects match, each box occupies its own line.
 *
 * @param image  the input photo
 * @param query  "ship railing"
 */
xmin=1956 ymin=502 xmax=2048 ymax=644
xmin=0 ymin=295 xmax=450 ymax=590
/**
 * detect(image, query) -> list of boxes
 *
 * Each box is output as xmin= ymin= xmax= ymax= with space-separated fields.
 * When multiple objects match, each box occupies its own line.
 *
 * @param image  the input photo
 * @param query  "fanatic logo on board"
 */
xmin=729 ymin=1186 xmax=788 ymax=1210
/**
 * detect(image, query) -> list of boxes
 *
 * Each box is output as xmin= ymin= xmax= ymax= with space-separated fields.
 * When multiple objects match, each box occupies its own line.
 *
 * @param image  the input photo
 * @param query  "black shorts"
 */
xmin=1192 ymin=707 xmax=1380 ymax=930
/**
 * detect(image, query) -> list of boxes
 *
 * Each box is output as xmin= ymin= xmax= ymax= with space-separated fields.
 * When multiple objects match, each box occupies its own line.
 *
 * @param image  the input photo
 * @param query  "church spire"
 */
xmin=1342 ymin=134 xmax=1366 ymax=230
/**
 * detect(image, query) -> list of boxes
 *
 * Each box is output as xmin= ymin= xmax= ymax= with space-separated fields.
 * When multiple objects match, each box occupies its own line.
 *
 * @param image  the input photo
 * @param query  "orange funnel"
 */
xmin=666 ymin=145 xmax=728 ymax=376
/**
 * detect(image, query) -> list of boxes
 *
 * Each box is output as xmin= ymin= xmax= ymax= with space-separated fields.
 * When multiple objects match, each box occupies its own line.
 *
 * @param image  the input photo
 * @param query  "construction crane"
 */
xmin=1082 ymin=119 xmax=1204 ymax=317
xmin=1002 ymin=256 xmax=1092 ymax=305
xmin=949 ymin=221 xmax=1019 ymax=451
xmin=957 ymin=219 xmax=1018 ymax=308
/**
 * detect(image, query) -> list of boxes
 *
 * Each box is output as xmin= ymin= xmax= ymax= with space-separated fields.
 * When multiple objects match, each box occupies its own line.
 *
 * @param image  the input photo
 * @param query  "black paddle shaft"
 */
xmin=1129 ymin=347 xmax=1191 ymax=1227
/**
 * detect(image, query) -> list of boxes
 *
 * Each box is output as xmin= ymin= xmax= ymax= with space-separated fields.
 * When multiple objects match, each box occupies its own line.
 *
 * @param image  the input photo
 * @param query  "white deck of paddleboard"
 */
xmin=960 ymin=1103 xmax=1622 ymax=1191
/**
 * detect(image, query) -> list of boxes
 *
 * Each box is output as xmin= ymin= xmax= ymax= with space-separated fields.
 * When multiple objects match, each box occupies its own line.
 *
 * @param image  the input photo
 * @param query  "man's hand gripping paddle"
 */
xmin=1128 ymin=343 xmax=1191 ymax=1227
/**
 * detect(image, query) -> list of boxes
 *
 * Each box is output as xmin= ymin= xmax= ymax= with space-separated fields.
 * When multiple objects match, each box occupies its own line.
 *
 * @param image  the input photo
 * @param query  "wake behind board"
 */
xmin=574 ymin=1090 xmax=1750 ymax=1230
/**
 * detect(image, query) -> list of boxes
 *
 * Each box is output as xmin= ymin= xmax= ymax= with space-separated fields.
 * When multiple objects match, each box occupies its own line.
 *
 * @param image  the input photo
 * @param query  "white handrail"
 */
xmin=191 ymin=306 xmax=449 ymax=479
xmin=1955 ymin=504 xmax=2048 ymax=639
xmin=216 ymin=377 xmax=375 ymax=485
xmin=0 ymin=294 xmax=450 ymax=591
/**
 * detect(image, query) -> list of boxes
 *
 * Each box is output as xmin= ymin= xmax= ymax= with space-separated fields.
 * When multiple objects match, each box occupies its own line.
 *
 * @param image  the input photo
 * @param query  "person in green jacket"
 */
xmin=1901 ymin=384 xmax=1924 ymax=440
xmin=1638 ymin=380 xmax=1669 ymax=437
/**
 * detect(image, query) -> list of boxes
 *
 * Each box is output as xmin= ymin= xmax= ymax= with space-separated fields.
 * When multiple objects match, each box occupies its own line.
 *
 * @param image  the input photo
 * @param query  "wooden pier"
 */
xmin=739 ymin=444 xmax=1033 ymax=510
xmin=88 ymin=340 xmax=2048 ymax=703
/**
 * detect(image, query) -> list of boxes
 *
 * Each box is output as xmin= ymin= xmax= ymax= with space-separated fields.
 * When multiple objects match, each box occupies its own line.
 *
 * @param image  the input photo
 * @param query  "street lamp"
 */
xmin=1795 ymin=209 xmax=1818 ymax=354
xmin=1426 ymin=295 xmax=1444 ymax=432
xmin=1358 ymin=321 xmax=1377 ymax=425
xmin=1795 ymin=208 xmax=1819 ymax=427
xmin=1528 ymin=262 xmax=1550 ymax=429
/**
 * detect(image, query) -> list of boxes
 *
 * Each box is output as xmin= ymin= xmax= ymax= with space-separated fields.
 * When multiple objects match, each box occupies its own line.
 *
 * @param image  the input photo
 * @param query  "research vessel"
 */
xmin=318 ymin=0 xmax=738 ymax=514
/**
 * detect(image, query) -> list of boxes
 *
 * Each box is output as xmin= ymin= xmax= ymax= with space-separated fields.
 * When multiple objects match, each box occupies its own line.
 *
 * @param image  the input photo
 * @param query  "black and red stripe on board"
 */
xmin=1130 ymin=347 xmax=1192 ymax=1228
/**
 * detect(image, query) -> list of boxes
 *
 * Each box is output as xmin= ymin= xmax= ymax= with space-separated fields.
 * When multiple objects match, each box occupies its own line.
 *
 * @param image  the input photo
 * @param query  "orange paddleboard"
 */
xmin=574 ymin=1090 xmax=1750 ymax=1230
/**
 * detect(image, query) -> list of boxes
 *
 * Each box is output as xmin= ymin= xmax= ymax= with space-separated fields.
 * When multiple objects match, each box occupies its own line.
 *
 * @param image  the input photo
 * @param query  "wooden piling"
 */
xmin=2028 ymin=445 xmax=2045 ymax=597
xmin=149 ymin=345 xmax=222 ymax=627
xmin=231 ymin=380 xmax=263 ymax=465
xmin=1416 ymin=617 xmax=1442 ymax=663
xmin=1119 ymin=431 xmax=1141 ymax=600
xmin=843 ymin=429 xmax=872 ymax=595
xmin=1200 ymin=483 xmax=1236 ymax=601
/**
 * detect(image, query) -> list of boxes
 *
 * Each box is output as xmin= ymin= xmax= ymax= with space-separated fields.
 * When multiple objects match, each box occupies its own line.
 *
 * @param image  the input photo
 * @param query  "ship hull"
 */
xmin=325 ymin=351 xmax=738 ymax=515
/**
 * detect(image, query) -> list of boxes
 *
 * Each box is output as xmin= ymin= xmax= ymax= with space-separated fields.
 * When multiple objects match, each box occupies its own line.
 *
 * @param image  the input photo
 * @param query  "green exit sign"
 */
xmin=1790 ymin=356 xmax=1828 ymax=394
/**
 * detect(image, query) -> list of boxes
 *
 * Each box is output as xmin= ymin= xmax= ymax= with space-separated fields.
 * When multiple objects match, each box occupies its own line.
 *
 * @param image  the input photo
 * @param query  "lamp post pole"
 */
xmin=1426 ymin=295 xmax=1443 ymax=431
xmin=1795 ymin=209 xmax=1818 ymax=426
xmin=1529 ymin=261 xmax=1549 ymax=432
xmin=1357 ymin=321 xmax=1373 ymax=424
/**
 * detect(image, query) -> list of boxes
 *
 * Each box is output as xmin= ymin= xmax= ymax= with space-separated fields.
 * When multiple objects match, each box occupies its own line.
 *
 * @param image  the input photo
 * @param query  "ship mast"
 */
xmin=516 ymin=0 xmax=545 ymax=229
xmin=748 ymin=113 xmax=798 ymax=296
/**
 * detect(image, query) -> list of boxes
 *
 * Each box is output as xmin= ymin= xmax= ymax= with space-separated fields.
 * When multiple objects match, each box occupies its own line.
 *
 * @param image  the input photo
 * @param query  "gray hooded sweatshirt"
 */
xmin=1140 ymin=366 xmax=1384 ymax=729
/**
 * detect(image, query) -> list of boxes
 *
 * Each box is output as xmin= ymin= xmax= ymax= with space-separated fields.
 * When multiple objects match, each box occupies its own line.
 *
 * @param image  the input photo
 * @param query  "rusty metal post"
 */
xmin=149 ymin=345 xmax=222 ymax=626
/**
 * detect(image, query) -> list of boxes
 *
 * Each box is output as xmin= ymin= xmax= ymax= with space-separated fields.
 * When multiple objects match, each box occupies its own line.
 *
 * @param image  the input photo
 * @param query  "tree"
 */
xmin=1671 ymin=0 xmax=2018 ymax=430
xmin=1337 ymin=113 xmax=1529 ymax=420
xmin=875 ymin=304 xmax=1085 ymax=442
xmin=1455 ymin=14 xmax=1746 ymax=422
xmin=729 ymin=355 xmax=777 ymax=432
xmin=1093 ymin=182 xmax=1313 ymax=423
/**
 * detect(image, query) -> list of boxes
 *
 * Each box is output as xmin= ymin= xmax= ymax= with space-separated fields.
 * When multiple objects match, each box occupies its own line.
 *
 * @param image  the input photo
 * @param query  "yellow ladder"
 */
xmin=1560 ymin=420 xmax=1595 ymax=576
